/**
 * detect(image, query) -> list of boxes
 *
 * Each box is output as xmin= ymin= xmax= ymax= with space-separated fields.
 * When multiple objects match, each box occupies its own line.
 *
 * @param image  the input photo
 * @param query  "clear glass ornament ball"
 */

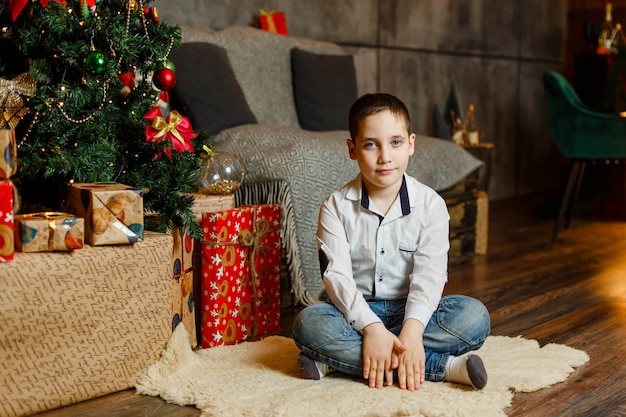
xmin=197 ymin=152 xmax=244 ymax=195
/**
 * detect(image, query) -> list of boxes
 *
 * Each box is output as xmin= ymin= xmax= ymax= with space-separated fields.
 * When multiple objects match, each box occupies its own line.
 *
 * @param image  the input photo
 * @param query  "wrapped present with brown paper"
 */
xmin=14 ymin=212 xmax=84 ymax=252
xmin=64 ymin=182 xmax=144 ymax=245
xmin=183 ymin=192 xmax=235 ymax=222
xmin=259 ymin=9 xmax=288 ymax=35
xmin=170 ymin=194 xmax=236 ymax=347
xmin=170 ymin=223 xmax=198 ymax=347
xmin=199 ymin=204 xmax=282 ymax=348
xmin=0 ymin=180 xmax=14 ymax=262
xmin=0 ymin=129 xmax=18 ymax=179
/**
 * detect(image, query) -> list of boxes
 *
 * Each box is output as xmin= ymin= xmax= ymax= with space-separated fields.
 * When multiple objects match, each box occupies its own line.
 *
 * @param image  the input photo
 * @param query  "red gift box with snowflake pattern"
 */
xmin=0 ymin=180 xmax=14 ymax=262
xmin=199 ymin=204 xmax=281 ymax=348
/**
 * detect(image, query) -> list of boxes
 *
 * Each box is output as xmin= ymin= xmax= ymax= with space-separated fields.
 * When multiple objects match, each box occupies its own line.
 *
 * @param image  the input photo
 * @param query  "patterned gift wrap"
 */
xmin=0 ymin=180 xmax=13 ymax=262
xmin=186 ymin=193 xmax=235 ymax=222
xmin=0 ymin=129 xmax=18 ymax=179
xmin=64 ymin=182 xmax=144 ymax=245
xmin=145 ymin=194 xmax=236 ymax=347
xmin=200 ymin=204 xmax=281 ymax=348
xmin=14 ymin=212 xmax=84 ymax=252
xmin=170 ymin=223 xmax=198 ymax=347
xmin=0 ymin=231 xmax=172 ymax=417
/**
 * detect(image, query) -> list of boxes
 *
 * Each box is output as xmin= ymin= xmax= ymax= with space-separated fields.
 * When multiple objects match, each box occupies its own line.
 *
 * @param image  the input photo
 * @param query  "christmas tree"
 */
xmin=0 ymin=0 xmax=206 ymax=237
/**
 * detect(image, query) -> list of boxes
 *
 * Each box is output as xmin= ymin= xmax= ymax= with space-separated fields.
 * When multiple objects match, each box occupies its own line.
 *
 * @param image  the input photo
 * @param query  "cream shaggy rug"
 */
xmin=136 ymin=325 xmax=589 ymax=417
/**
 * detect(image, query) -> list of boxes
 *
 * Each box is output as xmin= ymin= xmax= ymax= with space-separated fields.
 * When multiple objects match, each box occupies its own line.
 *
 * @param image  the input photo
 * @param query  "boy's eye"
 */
xmin=392 ymin=139 xmax=403 ymax=146
xmin=364 ymin=141 xmax=377 ymax=148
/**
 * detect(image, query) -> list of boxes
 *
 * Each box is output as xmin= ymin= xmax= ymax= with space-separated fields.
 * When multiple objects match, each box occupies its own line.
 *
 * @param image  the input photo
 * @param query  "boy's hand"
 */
xmin=362 ymin=322 xmax=406 ymax=388
xmin=396 ymin=318 xmax=426 ymax=391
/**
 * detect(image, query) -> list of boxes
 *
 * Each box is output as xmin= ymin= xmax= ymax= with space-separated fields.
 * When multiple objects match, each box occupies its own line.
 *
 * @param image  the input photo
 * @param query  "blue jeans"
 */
xmin=292 ymin=295 xmax=490 ymax=382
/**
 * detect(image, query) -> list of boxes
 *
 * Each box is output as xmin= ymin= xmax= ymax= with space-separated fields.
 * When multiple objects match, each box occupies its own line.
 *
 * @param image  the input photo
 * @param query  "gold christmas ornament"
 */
xmin=126 ymin=0 xmax=139 ymax=13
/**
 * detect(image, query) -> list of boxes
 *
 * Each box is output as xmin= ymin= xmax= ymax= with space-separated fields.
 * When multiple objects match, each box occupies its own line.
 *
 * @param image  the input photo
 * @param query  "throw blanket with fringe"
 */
xmin=214 ymin=124 xmax=483 ymax=304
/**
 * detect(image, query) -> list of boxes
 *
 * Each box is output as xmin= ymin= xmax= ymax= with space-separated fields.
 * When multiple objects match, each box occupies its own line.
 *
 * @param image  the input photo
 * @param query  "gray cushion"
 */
xmin=180 ymin=25 xmax=346 ymax=128
xmin=169 ymin=42 xmax=257 ymax=136
xmin=291 ymin=48 xmax=357 ymax=131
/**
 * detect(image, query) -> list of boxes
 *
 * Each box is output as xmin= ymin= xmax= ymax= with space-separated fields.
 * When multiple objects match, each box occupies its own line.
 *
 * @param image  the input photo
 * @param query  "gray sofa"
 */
xmin=172 ymin=25 xmax=483 ymax=305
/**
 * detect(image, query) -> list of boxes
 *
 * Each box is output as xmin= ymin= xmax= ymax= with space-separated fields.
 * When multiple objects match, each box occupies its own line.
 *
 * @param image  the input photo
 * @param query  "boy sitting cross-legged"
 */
xmin=293 ymin=93 xmax=491 ymax=391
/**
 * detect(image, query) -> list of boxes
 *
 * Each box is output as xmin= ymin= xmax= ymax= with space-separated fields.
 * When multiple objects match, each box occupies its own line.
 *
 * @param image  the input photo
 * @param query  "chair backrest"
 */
xmin=543 ymin=71 xmax=626 ymax=159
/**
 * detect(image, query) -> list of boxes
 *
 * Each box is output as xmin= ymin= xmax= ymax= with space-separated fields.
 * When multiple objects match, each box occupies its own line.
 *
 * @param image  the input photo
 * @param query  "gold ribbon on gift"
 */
xmin=202 ymin=209 xmax=281 ymax=338
xmin=259 ymin=9 xmax=278 ymax=33
xmin=0 ymin=73 xmax=36 ymax=130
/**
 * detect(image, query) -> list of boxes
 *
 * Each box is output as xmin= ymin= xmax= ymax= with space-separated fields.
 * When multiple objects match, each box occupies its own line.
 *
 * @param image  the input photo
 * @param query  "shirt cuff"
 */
xmin=348 ymin=304 xmax=383 ymax=333
xmin=404 ymin=303 xmax=434 ymax=329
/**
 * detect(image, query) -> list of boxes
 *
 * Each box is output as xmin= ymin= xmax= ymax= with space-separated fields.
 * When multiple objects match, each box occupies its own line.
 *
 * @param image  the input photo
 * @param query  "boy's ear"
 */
xmin=346 ymin=138 xmax=358 ymax=160
xmin=408 ymin=133 xmax=416 ymax=156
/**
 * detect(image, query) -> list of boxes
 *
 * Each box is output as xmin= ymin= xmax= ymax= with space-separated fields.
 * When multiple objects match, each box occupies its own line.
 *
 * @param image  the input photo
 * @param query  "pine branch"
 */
xmin=2 ymin=0 xmax=205 ymax=236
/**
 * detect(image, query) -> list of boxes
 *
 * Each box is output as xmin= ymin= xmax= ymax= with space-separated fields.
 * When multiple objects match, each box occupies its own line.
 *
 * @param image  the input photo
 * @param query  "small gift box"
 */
xmin=0 ymin=129 xmax=18 ymax=179
xmin=0 ymin=180 xmax=14 ymax=262
xmin=14 ymin=212 xmax=84 ymax=252
xmin=64 ymin=182 xmax=144 ymax=246
xmin=259 ymin=9 xmax=288 ymax=35
xmin=199 ymin=204 xmax=282 ymax=348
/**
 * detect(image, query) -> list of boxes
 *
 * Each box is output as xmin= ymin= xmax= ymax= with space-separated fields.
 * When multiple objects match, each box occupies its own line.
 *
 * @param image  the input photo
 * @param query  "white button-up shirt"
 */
xmin=317 ymin=173 xmax=450 ymax=332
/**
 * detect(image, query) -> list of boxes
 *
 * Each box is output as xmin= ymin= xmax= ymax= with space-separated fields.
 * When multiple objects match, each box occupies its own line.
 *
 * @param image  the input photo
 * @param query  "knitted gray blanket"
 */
xmin=213 ymin=124 xmax=483 ymax=304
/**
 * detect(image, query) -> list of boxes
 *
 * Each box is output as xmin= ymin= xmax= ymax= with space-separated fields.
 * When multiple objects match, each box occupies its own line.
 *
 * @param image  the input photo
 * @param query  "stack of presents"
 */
xmin=1 ymin=128 xmax=282 ymax=347
xmin=0 ymin=127 xmax=282 ymax=416
xmin=167 ymin=195 xmax=282 ymax=348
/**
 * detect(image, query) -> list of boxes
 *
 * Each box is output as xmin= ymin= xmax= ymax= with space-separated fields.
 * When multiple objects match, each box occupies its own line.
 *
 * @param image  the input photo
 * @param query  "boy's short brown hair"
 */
xmin=348 ymin=93 xmax=411 ymax=140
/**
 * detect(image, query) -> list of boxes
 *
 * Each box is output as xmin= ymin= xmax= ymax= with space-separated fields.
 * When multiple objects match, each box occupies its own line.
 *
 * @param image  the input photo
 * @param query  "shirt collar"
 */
xmin=358 ymin=174 xmax=411 ymax=216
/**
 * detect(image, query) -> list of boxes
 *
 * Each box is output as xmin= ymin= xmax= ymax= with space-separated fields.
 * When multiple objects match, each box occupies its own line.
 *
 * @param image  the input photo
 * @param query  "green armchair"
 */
xmin=543 ymin=71 xmax=626 ymax=242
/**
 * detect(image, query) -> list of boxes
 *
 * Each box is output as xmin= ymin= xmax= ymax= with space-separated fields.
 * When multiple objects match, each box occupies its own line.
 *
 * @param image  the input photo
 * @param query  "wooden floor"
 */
xmin=34 ymin=194 xmax=626 ymax=417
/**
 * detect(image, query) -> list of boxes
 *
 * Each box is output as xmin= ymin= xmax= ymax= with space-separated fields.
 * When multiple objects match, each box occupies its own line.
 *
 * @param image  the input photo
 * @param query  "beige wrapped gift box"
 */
xmin=14 ymin=212 xmax=85 ymax=252
xmin=64 ymin=182 xmax=144 ymax=245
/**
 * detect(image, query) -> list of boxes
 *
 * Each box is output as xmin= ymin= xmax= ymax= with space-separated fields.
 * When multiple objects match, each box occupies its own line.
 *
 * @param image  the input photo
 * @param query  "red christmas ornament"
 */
xmin=153 ymin=67 xmax=176 ymax=91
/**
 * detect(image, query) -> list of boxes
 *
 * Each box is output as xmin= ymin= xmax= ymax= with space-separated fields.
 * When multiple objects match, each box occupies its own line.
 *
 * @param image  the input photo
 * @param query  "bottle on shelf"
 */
xmin=598 ymin=2 xmax=614 ymax=52
xmin=610 ymin=22 xmax=625 ymax=48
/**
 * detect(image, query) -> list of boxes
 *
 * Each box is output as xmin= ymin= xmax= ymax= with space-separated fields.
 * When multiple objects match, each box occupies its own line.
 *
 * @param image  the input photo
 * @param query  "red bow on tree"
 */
xmin=144 ymin=106 xmax=196 ymax=158
xmin=142 ymin=4 xmax=159 ymax=24
xmin=7 ymin=0 xmax=66 ymax=21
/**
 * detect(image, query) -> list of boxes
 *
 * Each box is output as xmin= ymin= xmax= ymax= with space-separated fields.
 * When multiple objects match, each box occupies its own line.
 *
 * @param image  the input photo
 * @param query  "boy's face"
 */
xmin=347 ymin=110 xmax=415 ymax=194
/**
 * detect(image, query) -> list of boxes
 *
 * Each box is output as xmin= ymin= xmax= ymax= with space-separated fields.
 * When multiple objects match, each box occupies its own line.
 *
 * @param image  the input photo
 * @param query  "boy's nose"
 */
xmin=378 ymin=146 xmax=392 ymax=163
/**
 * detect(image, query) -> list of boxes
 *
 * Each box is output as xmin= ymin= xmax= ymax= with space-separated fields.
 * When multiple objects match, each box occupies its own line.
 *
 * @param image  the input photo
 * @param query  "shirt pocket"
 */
xmin=398 ymin=241 xmax=418 ymax=261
